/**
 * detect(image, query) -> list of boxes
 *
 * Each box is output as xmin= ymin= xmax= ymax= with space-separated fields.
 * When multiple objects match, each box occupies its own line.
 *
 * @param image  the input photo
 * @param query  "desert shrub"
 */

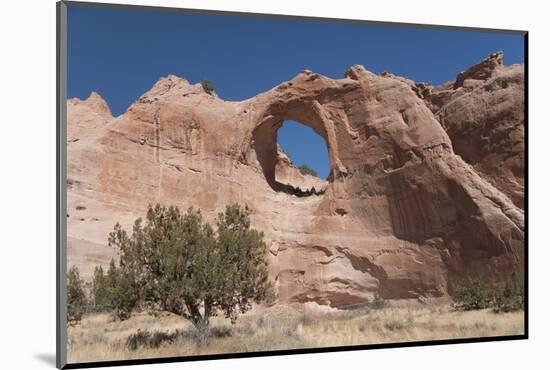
xmin=201 ymin=79 xmax=215 ymax=95
xmin=126 ymin=329 xmax=149 ymax=350
xmin=452 ymin=276 xmax=494 ymax=310
xmin=493 ymin=271 xmax=524 ymax=312
xmin=92 ymin=258 xmax=139 ymax=320
xmin=369 ymin=293 xmax=389 ymax=310
xmin=384 ymin=320 xmax=405 ymax=331
xmin=209 ymin=325 xmax=233 ymax=338
xmin=126 ymin=329 xmax=180 ymax=350
xmin=91 ymin=265 xmax=110 ymax=310
xmin=343 ymin=67 xmax=352 ymax=78
xmin=126 ymin=325 xmax=233 ymax=350
xmin=108 ymin=203 xmax=275 ymax=334
xmin=298 ymin=164 xmax=318 ymax=177
xmin=67 ymin=266 xmax=87 ymax=325
xmin=110 ymin=264 xmax=140 ymax=321
xmin=452 ymin=272 xmax=524 ymax=312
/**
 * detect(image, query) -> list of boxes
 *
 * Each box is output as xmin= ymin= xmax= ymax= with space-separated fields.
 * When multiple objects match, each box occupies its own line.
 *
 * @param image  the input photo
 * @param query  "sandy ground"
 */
xmin=67 ymin=299 xmax=524 ymax=364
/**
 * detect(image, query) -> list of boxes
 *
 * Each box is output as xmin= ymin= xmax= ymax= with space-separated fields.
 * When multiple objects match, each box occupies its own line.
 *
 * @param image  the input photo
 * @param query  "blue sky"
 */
xmin=67 ymin=5 xmax=524 ymax=179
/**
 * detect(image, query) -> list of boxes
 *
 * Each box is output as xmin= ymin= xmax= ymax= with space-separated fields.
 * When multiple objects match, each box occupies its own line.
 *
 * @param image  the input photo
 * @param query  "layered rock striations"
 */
xmin=67 ymin=53 xmax=525 ymax=307
xmin=67 ymin=91 xmax=113 ymax=143
xmin=274 ymin=148 xmax=328 ymax=195
xmin=415 ymin=52 xmax=525 ymax=209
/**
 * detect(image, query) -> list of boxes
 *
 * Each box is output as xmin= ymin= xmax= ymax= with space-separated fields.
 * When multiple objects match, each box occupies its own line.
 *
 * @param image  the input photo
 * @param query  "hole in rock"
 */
xmin=252 ymin=113 xmax=333 ymax=197
xmin=274 ymin=121 xmax=329 ymax=196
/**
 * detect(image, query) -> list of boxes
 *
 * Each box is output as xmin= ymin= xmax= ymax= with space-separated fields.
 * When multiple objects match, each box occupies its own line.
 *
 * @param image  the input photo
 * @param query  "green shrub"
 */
xmin=452 ymin=276 xmax=494 ymax=310
xmin=67 ymin=266 xmax=87 ymax=325
xmin=343 ymin=67 xmax=352 ymax=78
xmin=201 ymin=79 xmax=215 ymax=95
xmin=493 ymin=271 xmax=524 ymax=312
xmin=108 ymin=203 xmax=275 ymax=334
xmin=298 ymin=164 xmax=318 ymax=177
xmin=91 ymin=265 xmax=109 ymax=310
xmin=110 ymin=264 xmax=140 ymax=321
xmin=452 ymin=272 xmax=525 ymax=312
xmin=369 ymin=293 xmax=389 ymax=310
xmin=91 ymin=259 xmax=139 ymax=320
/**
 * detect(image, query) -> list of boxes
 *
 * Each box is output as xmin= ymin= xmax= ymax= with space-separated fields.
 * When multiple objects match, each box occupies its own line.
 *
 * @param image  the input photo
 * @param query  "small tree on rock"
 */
xmin=343 ymin=67 xmax=352 ymax=78
xmin=201 ymin=79 xmax=215 ymax=95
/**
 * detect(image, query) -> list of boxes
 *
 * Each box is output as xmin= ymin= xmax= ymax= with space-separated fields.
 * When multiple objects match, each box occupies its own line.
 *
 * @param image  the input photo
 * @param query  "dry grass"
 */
xmin=67 ymin=300 xmax=524 ymax=364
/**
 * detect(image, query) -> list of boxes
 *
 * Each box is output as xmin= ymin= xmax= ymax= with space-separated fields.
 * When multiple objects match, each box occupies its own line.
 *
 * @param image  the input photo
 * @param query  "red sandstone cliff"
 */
xmin=66 ymin=53 xmax=525 ymax=307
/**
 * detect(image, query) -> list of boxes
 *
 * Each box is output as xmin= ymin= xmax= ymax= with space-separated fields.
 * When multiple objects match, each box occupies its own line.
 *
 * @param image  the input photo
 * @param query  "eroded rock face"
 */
xmin=415 ymin=52 xmax=525 ymax=208
xmin=67 ymin=56 xmax=525 ymax=307
xmin=67 ymin=92 xmax=113 ymax=143
xmin=274 ymin=148 xmax=328 ymax=195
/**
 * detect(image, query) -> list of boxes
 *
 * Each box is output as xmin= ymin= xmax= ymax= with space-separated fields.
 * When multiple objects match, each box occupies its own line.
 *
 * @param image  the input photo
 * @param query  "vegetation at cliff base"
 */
xmin=452 ymin=271 xmax=524 ymax=312
xmin=96 ymin=203 xmax=274 ymax=338
xmin=67 ymin=266 xmax=87 ymax=325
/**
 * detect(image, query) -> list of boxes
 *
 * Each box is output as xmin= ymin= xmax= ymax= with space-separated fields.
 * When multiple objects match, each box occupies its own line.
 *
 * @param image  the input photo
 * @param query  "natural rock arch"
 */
xmin=66 ymin=57 xmax=524 ymax=306
xmin=252 ymin=115 xmax=333 ymax=195
xmin=248 ymin=70 xmax=359 ymax=197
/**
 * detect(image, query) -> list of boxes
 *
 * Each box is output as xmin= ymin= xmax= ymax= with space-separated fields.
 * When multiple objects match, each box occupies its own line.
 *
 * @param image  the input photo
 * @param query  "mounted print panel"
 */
xmin=57 ymin=1 xmax=527 ymax=368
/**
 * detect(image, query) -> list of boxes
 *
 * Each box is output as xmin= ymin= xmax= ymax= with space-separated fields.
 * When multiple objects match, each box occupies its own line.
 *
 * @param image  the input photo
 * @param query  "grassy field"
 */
xmin=67 ymin=299 xmax=524 ymax=364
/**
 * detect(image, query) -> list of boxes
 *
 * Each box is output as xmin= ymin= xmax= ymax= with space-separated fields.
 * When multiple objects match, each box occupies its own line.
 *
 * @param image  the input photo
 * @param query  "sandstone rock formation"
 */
xmin=274 ymin=147 xmax=328 ymax=195
xmin=67 ymin=92 xmax=113 ymax=143
xmin=415 ymin=52 xmax=525 ymax=208
xmin=67 ymin=54 xmax=525 ymax=307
